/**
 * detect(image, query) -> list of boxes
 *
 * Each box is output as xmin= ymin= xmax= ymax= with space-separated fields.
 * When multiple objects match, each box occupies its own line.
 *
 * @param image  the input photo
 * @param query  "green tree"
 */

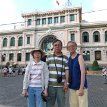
xmin=91 ymin=60 xmax=101 ymax=71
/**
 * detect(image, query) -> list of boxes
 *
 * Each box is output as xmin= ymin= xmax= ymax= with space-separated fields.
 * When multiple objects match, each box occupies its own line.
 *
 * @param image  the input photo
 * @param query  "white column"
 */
xmin=23 ymin=33 xmax=25 ymax=48
xmin=22 ymin=49 xmax=25 ymax=65
xmin=101 ymin=30 xmax=105 ymax=43
xmin=89 ymin=30 xmax=93 ymax=44
xmin=67 ymin=14 xmax=70 ymax=24
xmin=76 ymin=28 xmax=81 ymax=45
xmin=0 ymin=37 xmax=3 ymax=49
xmin=65 ymin=13 xmax=68 ymax=24
xmin=14 ymin=51 xmax=17 ymax=64
xmin=59 ymin=15 xmax=60 ymax=24
xmin=7 ymin=37 xmax=10 ymax=48
xmin=6 ymin=52 xmax=9 ymax=62
xmin=46 ymin=17 xmax=48 ymax=26
xmin=15 ymin=37 xmax=18 ymax=48
xmin=40 ymin=17 xmax=42 ymax=26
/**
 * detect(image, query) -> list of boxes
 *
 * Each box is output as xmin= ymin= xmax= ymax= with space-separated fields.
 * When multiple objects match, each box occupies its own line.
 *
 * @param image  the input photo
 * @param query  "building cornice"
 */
xmin=0 ymin=29 xmax=24 ymax=35
xmin=22 ymin=7 xmax=82 ymax=18
xmin=81 ymin=21 xmax=107 ymax=29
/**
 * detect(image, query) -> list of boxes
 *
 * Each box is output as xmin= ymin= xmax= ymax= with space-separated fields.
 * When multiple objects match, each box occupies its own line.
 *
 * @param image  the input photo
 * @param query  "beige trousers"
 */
xmin=69 ymin=89 xmax=88 ymax=107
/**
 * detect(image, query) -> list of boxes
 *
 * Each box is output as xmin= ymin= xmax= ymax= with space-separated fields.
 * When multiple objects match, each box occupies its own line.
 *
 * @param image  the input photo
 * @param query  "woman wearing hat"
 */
xmin=22 ymin=48 xmax=49 ymax=107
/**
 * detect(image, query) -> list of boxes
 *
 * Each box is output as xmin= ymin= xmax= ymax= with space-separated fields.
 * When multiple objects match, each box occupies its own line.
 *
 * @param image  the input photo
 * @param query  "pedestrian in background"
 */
xmin=46 ymin=39 xmax=69 ymax=107
xmin=102 ymin=67 xmax=107 ymax=84
xmin=67 ymin=41 xmax=88 ymax=107
xmin=22 ymin=48 xmax=49 ymax=107
xmin=22 ymin=66 xmax=25 ymax=75
xmin=2 ymin=66 xmax=8 ymax=77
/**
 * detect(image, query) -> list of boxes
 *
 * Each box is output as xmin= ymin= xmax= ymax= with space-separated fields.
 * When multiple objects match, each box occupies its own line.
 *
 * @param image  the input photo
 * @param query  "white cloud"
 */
xmin=83 ymin=0 xmax=107 ymax=22
xmin=0 ymin=0 xmax=24 ymax=23
xmin=0 ymin=0 xmax=23 ymax=30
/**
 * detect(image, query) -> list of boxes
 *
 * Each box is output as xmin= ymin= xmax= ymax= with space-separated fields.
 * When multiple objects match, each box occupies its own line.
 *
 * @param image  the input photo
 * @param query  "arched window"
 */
xmin=82 ymin=32 xmax=89 ymax=42
xmin=93 ymin=31 xmax=100 ymax=42
xmin=10 ymin=37 xmax=15 ymax=46
xmin=105 ymin=31 xmax=107 ymax=42
xmin=18 ymin=37 xmax=23 ymax=46
xmin=83 ymin=51 xmax=90 ymax=61
xmin=3 ymin=38 xmax=7 ymax=47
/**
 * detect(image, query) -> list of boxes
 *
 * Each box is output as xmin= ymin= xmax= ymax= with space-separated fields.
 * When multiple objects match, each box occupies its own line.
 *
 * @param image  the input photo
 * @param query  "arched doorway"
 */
xmin=41 ymin=35 xmax=56 ymax=54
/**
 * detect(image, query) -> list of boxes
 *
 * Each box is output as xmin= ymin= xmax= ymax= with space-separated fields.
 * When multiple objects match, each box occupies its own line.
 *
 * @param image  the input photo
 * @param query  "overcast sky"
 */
xmin=0 ymin=0 xmax=107 ymax=25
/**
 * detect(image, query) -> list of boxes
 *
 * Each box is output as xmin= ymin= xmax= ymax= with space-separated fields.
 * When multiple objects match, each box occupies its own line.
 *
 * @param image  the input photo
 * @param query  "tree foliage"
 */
xmin=91 ymin=60 xmax=101 ymax=71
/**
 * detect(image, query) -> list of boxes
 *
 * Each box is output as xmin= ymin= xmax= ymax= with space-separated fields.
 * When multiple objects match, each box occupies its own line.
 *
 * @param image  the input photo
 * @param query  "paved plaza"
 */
xmin=0 ymin=74 xmax=107 ymax=107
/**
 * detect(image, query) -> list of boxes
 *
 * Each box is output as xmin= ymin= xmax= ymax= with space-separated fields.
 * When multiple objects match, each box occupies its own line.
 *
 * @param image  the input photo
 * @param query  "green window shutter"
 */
xmin=42 ymin=18 xmax=46 ymax=25
xmin=27 ymin=19 xmax=32 ymax=26
xmin=70 ymin=14 xmax=75 ymax=21
xmin=48 ymin=17 xmax=52 ymax=24
xmin=18 ymin=37 xmax=23 ymax=46
xmin=71 ymin=34 xmax=75 ymax=41
xmin=10 ymin=37 xmax=15 ymax=46
xmin=3 ymin=38 xmax=7 ymax=47
xmin=82 ymin=32 xmax=89 ymax=42
xmin=60 ymin=16 xmax=65 ymax=23
xmin=27 ymin=37 xmax=30 ymax=44
xmin=54 ymin=17 xmax=58 ymax=23
xmin=93 ymin=31 xmax=100 ymax=42
xmin=105 ymin=31 xmax=107 ymax=42
xmin=26 ymin=53 xmax=30 ymax=61
xmin=36 ymin=19 xmax=40 ymax=25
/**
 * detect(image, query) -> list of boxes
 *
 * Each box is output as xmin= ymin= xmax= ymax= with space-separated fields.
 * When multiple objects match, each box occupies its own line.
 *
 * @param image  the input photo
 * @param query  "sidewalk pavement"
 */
xmin=0 ymin=105 xmax=11 ymax=107
xmin=0 ymin=105 xmax=16 ymax=107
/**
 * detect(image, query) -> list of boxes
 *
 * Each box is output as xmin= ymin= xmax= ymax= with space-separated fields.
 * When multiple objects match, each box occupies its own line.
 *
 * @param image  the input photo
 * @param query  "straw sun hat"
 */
xmin=31 ymin=48 xmax=44 ymax=57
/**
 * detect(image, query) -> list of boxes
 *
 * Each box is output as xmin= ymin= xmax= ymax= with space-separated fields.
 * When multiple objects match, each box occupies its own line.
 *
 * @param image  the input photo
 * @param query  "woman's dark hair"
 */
xmin=41 ymin=55 xmax=47 ymax=62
